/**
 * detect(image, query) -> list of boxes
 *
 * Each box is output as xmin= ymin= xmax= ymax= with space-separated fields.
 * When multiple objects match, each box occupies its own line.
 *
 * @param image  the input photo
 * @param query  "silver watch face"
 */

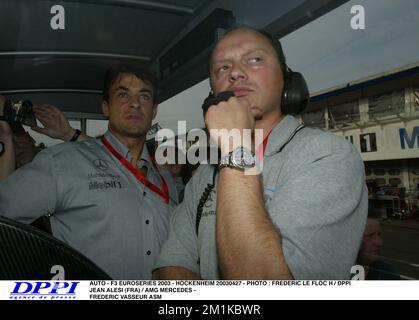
xmin=232 ymin=147 xmax=255 ymax=168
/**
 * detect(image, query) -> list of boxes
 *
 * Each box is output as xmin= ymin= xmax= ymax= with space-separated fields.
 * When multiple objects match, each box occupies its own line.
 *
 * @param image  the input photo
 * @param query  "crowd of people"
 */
xmin=0 ymin=26 xmax=392 ymax=280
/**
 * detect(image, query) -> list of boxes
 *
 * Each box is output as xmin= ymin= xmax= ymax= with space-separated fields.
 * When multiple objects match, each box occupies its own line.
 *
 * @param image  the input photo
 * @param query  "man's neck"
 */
xmin=109 ymin=129 xmax=145 ymax=163
xmin=254 ymin=111 xmax=284 ymax=142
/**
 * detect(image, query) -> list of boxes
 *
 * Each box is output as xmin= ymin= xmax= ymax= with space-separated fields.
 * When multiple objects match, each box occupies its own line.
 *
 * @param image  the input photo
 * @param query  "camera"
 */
xmin=3 ymin=99 xmax=37 ymax=127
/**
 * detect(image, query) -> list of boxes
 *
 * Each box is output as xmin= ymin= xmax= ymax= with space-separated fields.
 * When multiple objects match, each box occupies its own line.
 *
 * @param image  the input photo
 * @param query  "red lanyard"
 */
xmin=256 ymin=130 xmax=272 ymax=161
xmin=101 ymin=136 xmax=169 ymax=204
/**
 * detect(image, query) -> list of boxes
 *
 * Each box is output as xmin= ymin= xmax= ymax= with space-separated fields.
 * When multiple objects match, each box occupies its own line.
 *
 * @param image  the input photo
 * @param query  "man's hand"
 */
xmin=0 ymin=95 xmax=12 ymax=138
xmin=204 ymin=96 xmax=254 ymax=156
xmin=32 ymin=104 xmax=76 ymax=141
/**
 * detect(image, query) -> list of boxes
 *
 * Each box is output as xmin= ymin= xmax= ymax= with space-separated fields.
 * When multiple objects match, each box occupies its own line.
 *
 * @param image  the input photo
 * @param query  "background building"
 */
xmin=301 ymin=63 xmax=419 ymax=219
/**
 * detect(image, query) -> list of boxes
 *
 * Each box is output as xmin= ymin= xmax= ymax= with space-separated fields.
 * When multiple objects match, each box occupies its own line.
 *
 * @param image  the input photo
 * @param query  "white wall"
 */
xmin=154 ymin=79 xmax=211 ymax=135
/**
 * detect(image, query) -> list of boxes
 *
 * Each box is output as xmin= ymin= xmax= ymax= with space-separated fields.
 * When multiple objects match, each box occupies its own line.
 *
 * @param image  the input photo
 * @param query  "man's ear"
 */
xmin=102 ymin=101 xmax=109 ymax=119
xmin=152 ymin=104 xmax=158 ymax=120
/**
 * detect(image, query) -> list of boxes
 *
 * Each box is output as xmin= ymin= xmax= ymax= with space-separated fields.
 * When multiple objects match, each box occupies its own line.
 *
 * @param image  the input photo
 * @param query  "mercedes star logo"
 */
xmin=93 ymin=159 xmax=109 ymax=171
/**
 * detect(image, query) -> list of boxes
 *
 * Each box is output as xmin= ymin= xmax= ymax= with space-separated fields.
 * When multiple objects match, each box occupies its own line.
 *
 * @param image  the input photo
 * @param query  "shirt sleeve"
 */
xmin=153 ymin=166 xmax=208 ymax=275
xmin=0 ymin=149 xmax=58 ymax=224
xmin=268 ymin=138 xmax=368 ymax=279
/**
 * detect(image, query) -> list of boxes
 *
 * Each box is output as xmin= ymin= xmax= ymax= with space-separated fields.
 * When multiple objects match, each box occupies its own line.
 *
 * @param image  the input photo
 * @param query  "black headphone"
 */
xmin=281 ymin=67 xmax=309 ymax=115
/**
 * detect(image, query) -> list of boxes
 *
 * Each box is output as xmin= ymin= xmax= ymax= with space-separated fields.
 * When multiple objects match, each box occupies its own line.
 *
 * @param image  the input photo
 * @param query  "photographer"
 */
xmin=0 ymin=95 xmax=42 ymax=179
xmin=0 ymin=95 xmax=88 ymax=180
xmin=1 ymin=96 xmax=52 ymax=232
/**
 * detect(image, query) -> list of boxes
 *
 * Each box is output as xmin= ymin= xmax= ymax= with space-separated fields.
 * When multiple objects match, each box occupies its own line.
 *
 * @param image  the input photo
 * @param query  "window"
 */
xmin=375 ymin=178 xmax=386 ymax=186
xmin=374 ymin=168 xmax=386 ymax=176
xmin=328 ymin=101 xmax=359 ymax=128
xmin=302 ymin=109 xmax=326 ymax=128
xmin=27 ymin=120 xmax=81 ymax=147
xmin=86 ymin=119 xmax=108 ymax=138
xmin=389 ymin=178 xmax=401 ymax=187
xmin=388 ymin=168 xmax=401 ymax=175
xmin=368 ymin=90 xmax=405 ymax=116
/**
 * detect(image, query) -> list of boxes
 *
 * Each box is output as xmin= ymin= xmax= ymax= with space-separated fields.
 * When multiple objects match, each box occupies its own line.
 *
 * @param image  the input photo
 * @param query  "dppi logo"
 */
xmin=10 ymin=282 xmax=79 ymax=300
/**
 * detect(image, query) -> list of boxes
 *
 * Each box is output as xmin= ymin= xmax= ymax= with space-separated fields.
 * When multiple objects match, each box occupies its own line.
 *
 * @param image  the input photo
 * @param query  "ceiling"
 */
xmin=0 ymin=0 xmax=349 ymax=115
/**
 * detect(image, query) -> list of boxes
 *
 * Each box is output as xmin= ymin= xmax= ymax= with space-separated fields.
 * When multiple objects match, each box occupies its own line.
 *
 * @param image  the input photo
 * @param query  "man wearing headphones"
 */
xmin=153 ymin=26 xmax=368 ymax=279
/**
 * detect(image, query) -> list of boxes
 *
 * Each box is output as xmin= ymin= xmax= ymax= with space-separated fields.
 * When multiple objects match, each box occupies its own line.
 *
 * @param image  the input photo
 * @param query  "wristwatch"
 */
xmin=219 ymin=146 xmax=256 ymax=170
xmin=69 ymin=129 xmax=82 ymax=142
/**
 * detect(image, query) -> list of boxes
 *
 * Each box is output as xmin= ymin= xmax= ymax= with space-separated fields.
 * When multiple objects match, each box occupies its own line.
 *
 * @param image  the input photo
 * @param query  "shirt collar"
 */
xmin=264 ymin=115 xmax=302 ymax=156
xmin=102 ymin=131 xmax=153 ymax=171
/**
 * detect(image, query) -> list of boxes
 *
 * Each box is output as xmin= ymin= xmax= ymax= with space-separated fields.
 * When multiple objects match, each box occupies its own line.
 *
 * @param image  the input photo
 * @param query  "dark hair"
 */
xmin=208 ymin=26 xmax=288 ymax=77
xmin=102 ymin=63 xmax=159 ymax=104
